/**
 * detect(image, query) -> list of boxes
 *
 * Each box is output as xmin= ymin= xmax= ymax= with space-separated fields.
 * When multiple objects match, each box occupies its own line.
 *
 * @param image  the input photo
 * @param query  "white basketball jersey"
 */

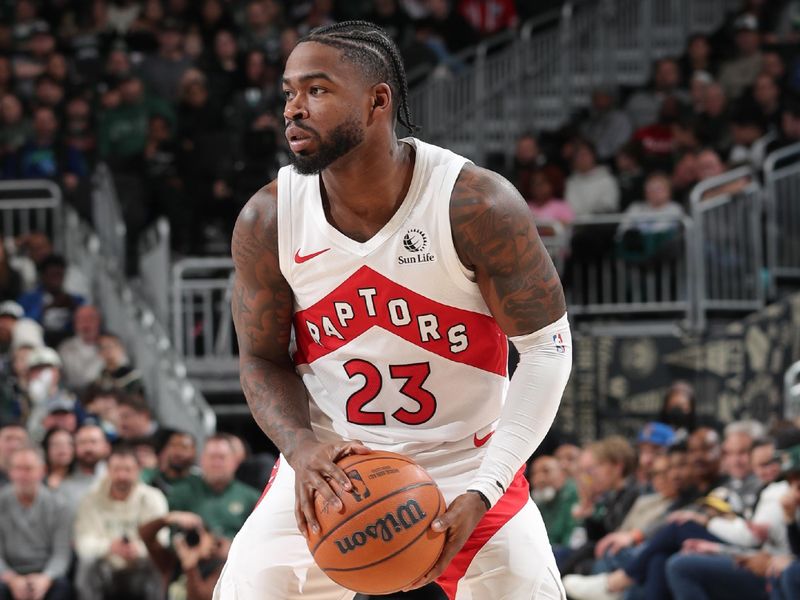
xmin=277 ymin=138 xmax=509 ymax=456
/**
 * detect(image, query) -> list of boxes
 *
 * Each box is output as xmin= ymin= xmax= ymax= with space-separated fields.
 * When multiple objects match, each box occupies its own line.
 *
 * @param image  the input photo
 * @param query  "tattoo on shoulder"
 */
xmin=230 ymin=183 xmax=293 ymax=361
xmin=450 ymin=165 xmax=566 ymax=335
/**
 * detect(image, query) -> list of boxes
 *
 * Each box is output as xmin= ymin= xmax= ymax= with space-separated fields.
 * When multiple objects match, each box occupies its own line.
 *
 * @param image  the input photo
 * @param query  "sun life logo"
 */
xmin=403 ymin=228 xmax=428 ymax=253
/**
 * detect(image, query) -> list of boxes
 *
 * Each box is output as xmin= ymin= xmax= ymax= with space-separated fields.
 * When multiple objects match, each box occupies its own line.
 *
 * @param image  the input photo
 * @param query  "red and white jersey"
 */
xmin=277 ymin=138 xmax=508 ymax=457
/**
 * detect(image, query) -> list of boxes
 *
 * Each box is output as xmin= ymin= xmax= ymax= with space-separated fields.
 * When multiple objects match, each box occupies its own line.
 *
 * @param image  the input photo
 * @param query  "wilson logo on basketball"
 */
xmin=333 ymin=499 xmax=427 ymax=555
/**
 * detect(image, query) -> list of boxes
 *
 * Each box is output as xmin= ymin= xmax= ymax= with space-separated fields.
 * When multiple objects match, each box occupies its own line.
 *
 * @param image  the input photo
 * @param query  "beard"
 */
xmin=289 ymin=115 xmax=365 ymax=175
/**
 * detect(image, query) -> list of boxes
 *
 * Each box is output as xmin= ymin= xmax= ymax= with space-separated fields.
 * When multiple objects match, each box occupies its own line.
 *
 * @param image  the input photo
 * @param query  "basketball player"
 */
xmin=215 ymin=21 xmax=572 ymax=600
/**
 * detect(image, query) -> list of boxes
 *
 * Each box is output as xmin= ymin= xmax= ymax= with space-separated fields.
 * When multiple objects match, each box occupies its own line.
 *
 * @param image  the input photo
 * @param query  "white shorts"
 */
xmin=213 ymin=453 xmax=565 ymax=600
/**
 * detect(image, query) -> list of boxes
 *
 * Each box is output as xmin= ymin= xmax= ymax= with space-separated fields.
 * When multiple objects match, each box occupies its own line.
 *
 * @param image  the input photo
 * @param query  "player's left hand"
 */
xmin=402 ymin=491 xmax=488 ymax=591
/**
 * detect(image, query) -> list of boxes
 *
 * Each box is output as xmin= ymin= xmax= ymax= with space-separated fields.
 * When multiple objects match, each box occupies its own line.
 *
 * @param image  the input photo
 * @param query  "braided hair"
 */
xmin=299 ymin=21 xmax=417 ymax=133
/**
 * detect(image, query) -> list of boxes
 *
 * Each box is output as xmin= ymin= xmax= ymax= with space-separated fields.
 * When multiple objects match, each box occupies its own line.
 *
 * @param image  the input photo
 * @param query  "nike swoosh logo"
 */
xmin=473 ymin=430 xmax=494 ymax=447
xmin=294 ymin=248 xmax=330 ymax=263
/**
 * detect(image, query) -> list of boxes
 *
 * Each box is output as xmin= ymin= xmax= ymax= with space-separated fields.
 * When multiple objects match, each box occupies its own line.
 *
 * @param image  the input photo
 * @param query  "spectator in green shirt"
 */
xmin=97 ymin=74 xmax=174 ymax=169
xmin=141 ymin=428 xmax=200 ymax=496
xmin=530 ymin=455 xmax=579 ymax=547
xmin=167 ymin=434 xmax=259 ymax=539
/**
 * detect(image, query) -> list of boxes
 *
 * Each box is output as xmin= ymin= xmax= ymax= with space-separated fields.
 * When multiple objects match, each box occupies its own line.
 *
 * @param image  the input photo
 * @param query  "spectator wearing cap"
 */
xmin=529 ymin=455 xmax=578 ymax=549
xmin=718 ymin=14 xmax=764 ymax=101
xmin=58 ymin=423 xmax=110 ymax=515
xmin=0 ymin=423 xmax=29 ymax=486
xmin=94 ymin=333 xmax=143 ymax=395
xmin=17 ymin=254 xmax=85 ymax=348
xmin=57 ymin=305 xmax=104 ymax=393
xmin=24 ymin=346 xmax=79 ymax=443
xmin=139 ymin=19 xmax=193 ymax=104
xmin=635 ymin=422 xmax=675 ymax=489
xmin=579 ymin=86 xmax=634 ymax=162
xmin=141 ymin=429 xmax=199 ymax=496
xmin=74 ymin=445 xmax=167 ymax=600
xmin=0 ymin=446 xmax=72 ymax=600
xmin=12 ymin=20 xmax=56 ymax=100
xmin=664 ymin=443 xmax=799 ymax=600
xmin=167 ymin=435 xmax=259 ymax=540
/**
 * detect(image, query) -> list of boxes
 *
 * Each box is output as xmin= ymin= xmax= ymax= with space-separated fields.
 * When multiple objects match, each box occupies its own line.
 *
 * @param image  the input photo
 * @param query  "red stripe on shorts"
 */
xmin=435 ymin=468 xmax=529 ymax=600
xmin=256 ymin=457 xmax=281 ymax=507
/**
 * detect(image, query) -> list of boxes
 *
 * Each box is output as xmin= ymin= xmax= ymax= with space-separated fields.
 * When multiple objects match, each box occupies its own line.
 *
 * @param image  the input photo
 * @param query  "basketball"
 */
xmin=306 ymin=451 xmax=446 ymax=595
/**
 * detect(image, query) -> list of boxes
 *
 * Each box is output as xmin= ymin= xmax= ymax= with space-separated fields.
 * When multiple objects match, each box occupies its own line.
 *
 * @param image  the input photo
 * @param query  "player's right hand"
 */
xmin=290 ymin=439 xmax=371 ymax=538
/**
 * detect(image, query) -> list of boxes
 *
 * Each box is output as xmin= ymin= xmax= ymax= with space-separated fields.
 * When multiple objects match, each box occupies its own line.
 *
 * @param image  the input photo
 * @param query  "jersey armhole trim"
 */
xmin=276 ymin=167 xmax=294 ymax=288
xmin=438 ymin=159 xmax=481 ymax=294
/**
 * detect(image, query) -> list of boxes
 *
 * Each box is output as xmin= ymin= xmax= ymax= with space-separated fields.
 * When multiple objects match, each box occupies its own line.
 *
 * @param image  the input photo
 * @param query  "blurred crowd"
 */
xmin=0 ymin=228 xmax=276 ymax=599
xmin=510 ymin=2 xmax=800 ymax=270
xmin=0 ymin=0 xmax=547 ymax=258
xmin=526 ymin=380 xmax=800 ymax=600
xmin=2 ymin=0 xmax=800 ymax=599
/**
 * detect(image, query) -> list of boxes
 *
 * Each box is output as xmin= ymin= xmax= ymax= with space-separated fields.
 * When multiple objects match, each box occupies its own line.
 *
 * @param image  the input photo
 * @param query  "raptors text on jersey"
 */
xmin=277 ymin=138 xmax=509 ymax=448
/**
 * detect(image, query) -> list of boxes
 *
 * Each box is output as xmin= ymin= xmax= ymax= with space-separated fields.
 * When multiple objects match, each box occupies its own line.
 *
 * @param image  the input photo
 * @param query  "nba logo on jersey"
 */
xmin=553 ymin=333 xmax=566 ymax=354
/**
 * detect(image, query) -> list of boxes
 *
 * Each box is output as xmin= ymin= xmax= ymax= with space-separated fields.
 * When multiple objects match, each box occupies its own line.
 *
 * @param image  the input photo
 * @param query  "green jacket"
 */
xmin=167 ymin=475 xmax=259 ymax=539
xmin=536 ymin=478 xmax=579 ymax=546
xmin=98 ymin=96 xmax=174 ymax=160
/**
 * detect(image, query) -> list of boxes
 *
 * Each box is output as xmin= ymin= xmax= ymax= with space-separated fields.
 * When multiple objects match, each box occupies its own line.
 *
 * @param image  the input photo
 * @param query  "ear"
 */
xmin=369 ymin=82 xmax=393 ymax=120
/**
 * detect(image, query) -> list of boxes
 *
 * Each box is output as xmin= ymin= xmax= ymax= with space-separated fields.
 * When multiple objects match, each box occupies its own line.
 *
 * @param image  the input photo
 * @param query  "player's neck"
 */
xmin=320 ymin=138 xmax=414 ymax=230
xmin=322 ymin=138 xmax=414 ymax=213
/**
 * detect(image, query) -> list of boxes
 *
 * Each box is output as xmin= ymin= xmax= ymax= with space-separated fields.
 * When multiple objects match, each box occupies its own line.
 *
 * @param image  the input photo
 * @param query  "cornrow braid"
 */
xmin=300 ymin=20 xmax=418 ymax=133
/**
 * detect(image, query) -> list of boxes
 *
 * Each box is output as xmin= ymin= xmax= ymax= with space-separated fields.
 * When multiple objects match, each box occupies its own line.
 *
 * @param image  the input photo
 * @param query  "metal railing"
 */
xmin=409 ymin=0 xmax=740 ymax=161
xmin=91 ymin=163 xmax=126 ymax=271
xmin=138 ymin=217 xmax=171 ymax=326
xmin=64 ymin=208 xmax=216 ymax=441
xmin=0 ymin=179 xmax=64 ymax=251
xmin=764 ymin=143 xmax=800 ymax=296
xmin=785 ymin=360 xmax=800 ymax=420
xmin=171 ymin=258 xmax=239 ymax=392
xmin=690 ymin=167 xmax=765 ymax=331
xmin=564 ymin=213 xmax=694 ymax=324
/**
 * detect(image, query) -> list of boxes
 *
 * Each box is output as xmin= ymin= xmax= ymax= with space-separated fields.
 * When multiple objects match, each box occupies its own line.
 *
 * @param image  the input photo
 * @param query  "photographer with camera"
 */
xmin=139 ymin=511 xmax=229 ymax=600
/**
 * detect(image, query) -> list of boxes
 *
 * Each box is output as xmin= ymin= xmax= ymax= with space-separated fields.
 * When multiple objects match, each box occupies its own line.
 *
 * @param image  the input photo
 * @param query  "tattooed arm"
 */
xmin=231 ymin=181 xmax=369 ymax=536
xmin=449 ymin=163 xmax=566 ymax=334
xmin=408 ymin=165 xmax=571 ymax=590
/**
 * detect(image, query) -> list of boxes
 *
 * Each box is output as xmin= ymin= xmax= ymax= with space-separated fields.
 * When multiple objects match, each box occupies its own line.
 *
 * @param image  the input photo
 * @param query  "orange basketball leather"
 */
xmin=307 ymin=451 xmax=446 ymax=594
